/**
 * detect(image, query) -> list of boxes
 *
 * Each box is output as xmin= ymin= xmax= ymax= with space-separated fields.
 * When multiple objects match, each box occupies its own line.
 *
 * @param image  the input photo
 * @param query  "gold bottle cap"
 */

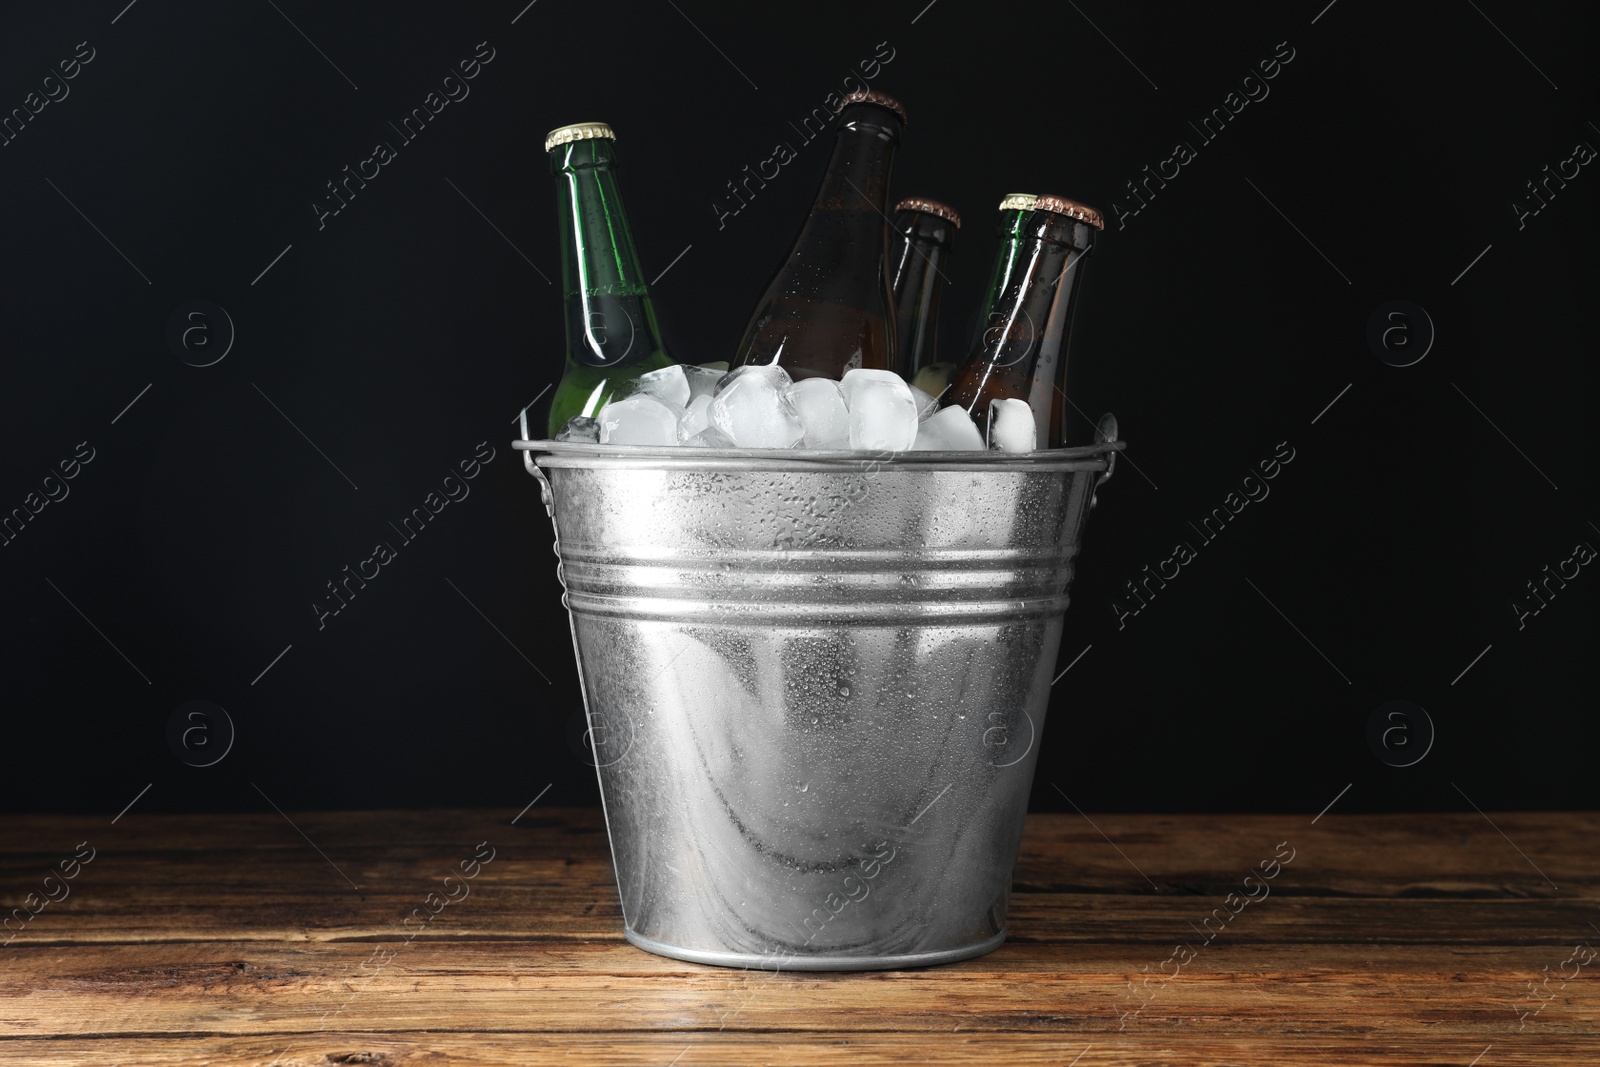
xmin=894 ymin=198 xmax=961 ymax=228
xmin=997 ymin=193 xmax=1039 ymax=213
xmin=544 ymin=122 xmax=616 ymax=152
xmin=1033 ymin=194 xmax=1105 ymax=231
xmin=839 ymin=89 xmax=907 ymax=125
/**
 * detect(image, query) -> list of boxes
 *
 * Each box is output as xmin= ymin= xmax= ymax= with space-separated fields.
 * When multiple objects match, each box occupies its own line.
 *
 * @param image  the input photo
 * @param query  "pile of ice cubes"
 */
xmin=558 ymin=364 xmax=1038 ymax=453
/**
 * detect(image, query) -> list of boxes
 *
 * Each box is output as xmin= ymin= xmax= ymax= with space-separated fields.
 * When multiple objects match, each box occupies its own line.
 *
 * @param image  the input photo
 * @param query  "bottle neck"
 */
xmin=812 ymin=104 xmax=900 ymax=214
xmin=551 ymin=139 xmax=666 ymax=369
xmin=891 ymin=209 xmax=956 ymax=376
xmin=969 ymin=208 xmax=1031 ymax=351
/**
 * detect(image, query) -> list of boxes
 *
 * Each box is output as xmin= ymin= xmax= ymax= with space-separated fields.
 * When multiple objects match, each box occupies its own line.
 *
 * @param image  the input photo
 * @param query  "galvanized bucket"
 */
xmin=515 ymin=414 xmax=1121 ymax=971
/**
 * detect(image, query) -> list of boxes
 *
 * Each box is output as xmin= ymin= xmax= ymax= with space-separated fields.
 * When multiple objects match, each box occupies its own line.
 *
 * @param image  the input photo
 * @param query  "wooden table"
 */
xmin=2 ymin=808 xmax=1595 ymax=1065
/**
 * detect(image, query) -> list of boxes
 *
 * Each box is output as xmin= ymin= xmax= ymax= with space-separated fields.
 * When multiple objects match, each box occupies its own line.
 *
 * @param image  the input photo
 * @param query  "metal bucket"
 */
xmin=515 ymin=414 xmax=1121 ymax=971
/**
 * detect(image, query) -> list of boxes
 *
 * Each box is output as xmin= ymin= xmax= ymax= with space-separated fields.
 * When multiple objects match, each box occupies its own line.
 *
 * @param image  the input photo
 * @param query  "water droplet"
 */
xmin=800 ymin=781 xmax=810 ymax=792
xmin=839 ymin=685 xmax=851 ymax=697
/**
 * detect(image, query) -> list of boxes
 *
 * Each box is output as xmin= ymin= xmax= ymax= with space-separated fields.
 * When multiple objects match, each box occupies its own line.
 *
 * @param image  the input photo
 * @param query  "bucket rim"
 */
xmin=513 ymin=435 xmax=1122 ymax=473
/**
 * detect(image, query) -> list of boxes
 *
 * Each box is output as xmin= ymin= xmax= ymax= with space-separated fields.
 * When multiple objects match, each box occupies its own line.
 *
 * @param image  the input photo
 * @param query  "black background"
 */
xmin=1 ymin=1 xmax=1594 ymax=817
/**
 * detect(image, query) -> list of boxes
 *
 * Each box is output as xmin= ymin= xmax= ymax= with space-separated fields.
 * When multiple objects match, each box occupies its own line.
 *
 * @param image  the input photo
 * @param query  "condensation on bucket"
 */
xmin=518 ymin=431 xmax=1119 ymax=971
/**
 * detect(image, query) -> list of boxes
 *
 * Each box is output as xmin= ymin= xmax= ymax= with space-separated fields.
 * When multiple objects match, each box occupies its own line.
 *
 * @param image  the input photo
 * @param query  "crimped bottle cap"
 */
xmin=997 ymin=193 xmax=1039 ymax=213
xmin=894 ymin=198 xmax=961 ymax=228
xmin=544 ymin=122 xmax=616 ymax=152
xmin=1033 ymin=194 xmax=1105 ymax=230
xmin=839 ymin=90 xmax=907 ymax=125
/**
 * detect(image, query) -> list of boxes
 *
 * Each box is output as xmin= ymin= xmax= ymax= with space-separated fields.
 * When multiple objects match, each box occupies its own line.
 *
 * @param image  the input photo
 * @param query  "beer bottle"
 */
xmin=731 ymin=91 xmax=906 ymax=381
xmin=965 ymin=193 xmax=1037 ymax=353
xmin=545 ymin=122 xmax=675 ymax=436
xmin=947 ymin=195 xmax=1102 ymax=448
xmin=889 ymin=197 xmax=960 ymax=397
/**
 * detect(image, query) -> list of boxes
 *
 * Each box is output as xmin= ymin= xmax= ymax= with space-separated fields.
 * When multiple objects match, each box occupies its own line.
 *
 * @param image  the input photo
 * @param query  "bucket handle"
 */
xmin=1091 ymin=412 xmax=1119 ymax=509
xmin=518 ymin=407 xmax=554 ymax=515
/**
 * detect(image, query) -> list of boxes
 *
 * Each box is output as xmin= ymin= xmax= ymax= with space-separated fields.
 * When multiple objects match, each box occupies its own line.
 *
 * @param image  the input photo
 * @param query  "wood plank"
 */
xmin=4 ymin=880 xmax=1596 ymax=946
xmin=4 ymin=811 xmax=1595 ymax=951
xmin=0 ymin=809 xmax=593 ymax=854
xmin=0 ymin=1031 xmax=1590 ymax=1067
xmin=0 ymin=940 xmax=1593 ymax=1039
xmin=7 ymin=810 xmax=1597 ymax=894
xmin=1013 ymin=810 xmax=1600 ymax=896
xmin=6 ymin=824 xmax=1598 ymax=945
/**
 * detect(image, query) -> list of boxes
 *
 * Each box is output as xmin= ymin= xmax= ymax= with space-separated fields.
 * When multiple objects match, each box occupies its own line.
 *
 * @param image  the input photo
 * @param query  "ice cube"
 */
xmin=839 ymin=368 xmax=911 ymax=410
xmin=556 ymin=415 xmax=600 ymax=443
xmin=848 ymin=376 xmax=919 ymax=452
xmin=630 ymin=365 xmax=691 ymax=409
xmin=597 ymin=394 xmax=681 ymax=446
xmin=709 ymin=365 xmax=805 ymax=448
xmin=785 ymin=378 xmax=850 ymax=448
xmin=683 ymin=425 xmax=735 ymax=448
xmin=714 ymin=363 xmax=792 ymax=396
xmin=908 ymin=384 xmax=940 ymax=422
xmin=911 ymin=405 xmax=985 ymax=451
xmin=677 ymin=394 xmax=713 ymax=442
xmin=684 ymin=365 xmax=723 ymax=401
xmin=988 ymin=397 xmax=1037 ymax=453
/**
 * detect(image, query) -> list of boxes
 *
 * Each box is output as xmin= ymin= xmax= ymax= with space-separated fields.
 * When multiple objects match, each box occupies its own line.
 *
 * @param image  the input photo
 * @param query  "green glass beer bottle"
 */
xmin=889 ymin=197 xmax=960 ymax=397
xmin=947 ymin=194 xmax=1103 ymax=448
xmin=731 ymin=91 xmax=905 ymax=381
xmin=965 ymin=193 xmax=1037 ymax=353
xmin=545 ymin=121 xmax=675 ymax=436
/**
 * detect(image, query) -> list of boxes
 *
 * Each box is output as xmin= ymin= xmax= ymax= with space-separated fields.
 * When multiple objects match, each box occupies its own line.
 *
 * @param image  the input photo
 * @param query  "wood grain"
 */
xmin=1 ymin=809 xmax=1596 ymax=1066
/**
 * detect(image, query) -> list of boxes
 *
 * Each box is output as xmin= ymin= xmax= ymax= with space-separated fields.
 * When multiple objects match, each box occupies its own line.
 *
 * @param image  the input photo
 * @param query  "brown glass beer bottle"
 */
xmin=888 ymin=197 xmax=960 ymax=395
xmin=731 ymin=91 xmax=906 ymax=380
